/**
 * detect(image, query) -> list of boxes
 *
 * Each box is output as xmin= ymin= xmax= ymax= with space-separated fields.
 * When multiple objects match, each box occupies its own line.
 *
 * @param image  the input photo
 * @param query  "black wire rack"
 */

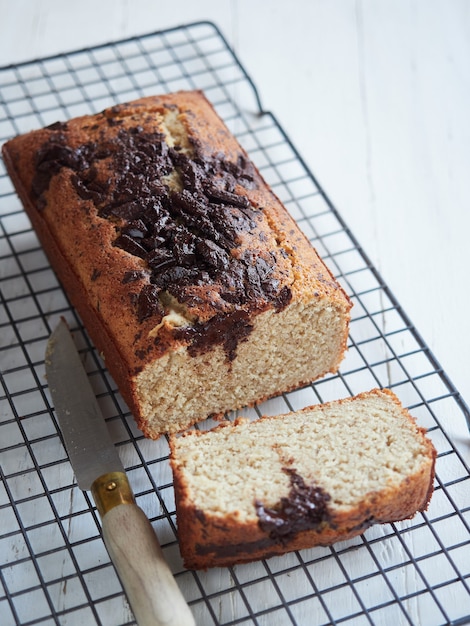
xmin=1 ymin=21 xmax=469 ymax=626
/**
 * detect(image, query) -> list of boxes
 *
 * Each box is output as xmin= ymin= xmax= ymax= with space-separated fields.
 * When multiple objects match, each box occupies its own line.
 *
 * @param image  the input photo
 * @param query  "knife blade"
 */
xmin=46 ymin=318 xmax=195 ymax=626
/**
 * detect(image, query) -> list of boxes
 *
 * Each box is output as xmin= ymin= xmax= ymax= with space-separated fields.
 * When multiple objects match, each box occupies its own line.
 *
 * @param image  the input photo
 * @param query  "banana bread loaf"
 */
xmin=2 ymin=91 xmax=351 ymax=438
xmin=169 ymin=389 xmax=436 ymax=569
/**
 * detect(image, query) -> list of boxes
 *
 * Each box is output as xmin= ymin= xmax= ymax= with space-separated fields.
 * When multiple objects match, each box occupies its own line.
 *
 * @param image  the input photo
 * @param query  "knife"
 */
xmin=45 ymin=318 xmax=195 ymax=626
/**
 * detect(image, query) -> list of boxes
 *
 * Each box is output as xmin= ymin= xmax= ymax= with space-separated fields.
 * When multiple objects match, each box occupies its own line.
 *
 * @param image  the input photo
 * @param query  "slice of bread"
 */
xmin=169 ymin=389 xmax=436 ymax=569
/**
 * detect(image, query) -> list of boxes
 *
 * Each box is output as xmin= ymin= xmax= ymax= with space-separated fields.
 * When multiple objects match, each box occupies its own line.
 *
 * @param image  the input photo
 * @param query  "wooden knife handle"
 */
xmin=92 ymin=473 xmax=195 ymax=626
xmin=101 ymin=502 xmax=195 ymax=626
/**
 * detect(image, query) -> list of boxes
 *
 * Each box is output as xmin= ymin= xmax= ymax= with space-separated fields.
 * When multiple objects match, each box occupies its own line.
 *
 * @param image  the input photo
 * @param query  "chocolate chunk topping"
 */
xmin=255 ymin=469 xmax=331 ymax=543
xmin=122 ymin=269 xmax=147 ymax=284
xmin=137 ymin=284 xmax=164 ymax=322
xmin=31 ymin=108 xmax=293 ymax=358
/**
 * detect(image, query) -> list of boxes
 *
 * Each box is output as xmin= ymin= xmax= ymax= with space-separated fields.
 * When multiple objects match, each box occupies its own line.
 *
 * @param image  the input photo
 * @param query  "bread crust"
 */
xmin=169 ymin=389 xmax=436 ymax=569
xmin=3 ymin=91 xmax=351 ymax=437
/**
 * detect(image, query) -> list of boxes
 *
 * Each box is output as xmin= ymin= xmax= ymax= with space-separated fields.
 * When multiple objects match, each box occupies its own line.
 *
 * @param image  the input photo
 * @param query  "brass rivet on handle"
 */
xmin=91 ymin=472 xmax=135 ymax=517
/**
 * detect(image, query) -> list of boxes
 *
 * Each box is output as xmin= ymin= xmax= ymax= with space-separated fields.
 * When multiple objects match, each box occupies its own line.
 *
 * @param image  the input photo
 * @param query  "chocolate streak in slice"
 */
xmin=193 ymin=469 xmax=332 ymax=560
xmin=255 ymin=469 xmax=331 ymax=543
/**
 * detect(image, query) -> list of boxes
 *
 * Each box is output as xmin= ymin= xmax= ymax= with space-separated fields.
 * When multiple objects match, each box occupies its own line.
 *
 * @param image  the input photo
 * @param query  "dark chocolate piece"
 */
xmin=255 ymin=469 xmax=331 ymax=543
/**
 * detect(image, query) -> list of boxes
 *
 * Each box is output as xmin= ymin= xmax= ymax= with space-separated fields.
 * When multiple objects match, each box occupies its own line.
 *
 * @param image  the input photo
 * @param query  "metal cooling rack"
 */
xmin=1 ymin=21 xmax=469 ymax=626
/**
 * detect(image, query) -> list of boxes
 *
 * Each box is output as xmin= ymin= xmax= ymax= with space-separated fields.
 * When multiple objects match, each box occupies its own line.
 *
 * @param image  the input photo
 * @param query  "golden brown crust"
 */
xmin=170 ymin=389 xmax=436 ymax=569
xmin=3 ymin=90 xmax=351 ymax=437
xmin=2 ymin=141 xmax=141 ymax=416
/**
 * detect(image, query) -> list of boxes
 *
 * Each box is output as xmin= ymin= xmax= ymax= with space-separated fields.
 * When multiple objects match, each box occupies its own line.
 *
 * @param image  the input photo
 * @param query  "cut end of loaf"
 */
xmin=133 ymin=296 xmax=350 ymax=437
xmin=169 ymin=389 xmax=436 ymax=569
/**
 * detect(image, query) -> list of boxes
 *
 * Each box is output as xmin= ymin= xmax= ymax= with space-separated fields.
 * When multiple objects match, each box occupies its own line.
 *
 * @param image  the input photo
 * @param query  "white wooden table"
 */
xmin=1 ymin=2 xmax=469 ymax=625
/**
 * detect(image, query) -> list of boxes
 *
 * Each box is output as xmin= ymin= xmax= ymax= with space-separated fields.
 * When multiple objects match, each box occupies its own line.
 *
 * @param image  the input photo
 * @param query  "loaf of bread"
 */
xmin=2 ymin=90 xmax=351 ymax=438
xmin=169 ymin=389 xmax=436 ymax=569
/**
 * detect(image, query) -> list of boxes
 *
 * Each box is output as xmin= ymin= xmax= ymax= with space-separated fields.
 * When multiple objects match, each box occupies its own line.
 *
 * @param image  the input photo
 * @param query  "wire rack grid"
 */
xmin=0 ymin=21 xmax=469 ymax=626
